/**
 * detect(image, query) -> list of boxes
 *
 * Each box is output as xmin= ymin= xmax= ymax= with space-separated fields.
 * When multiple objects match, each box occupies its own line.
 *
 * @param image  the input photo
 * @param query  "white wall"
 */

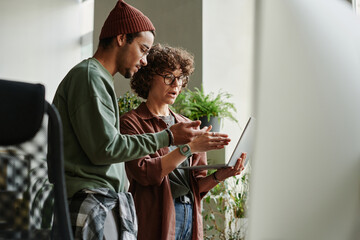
xmin=0 ymin=0 xmax=89 ymax=101
xmin=248 ymin=0 xmax=360 ymax=239
xmin=203 ymin=0 xmax=255 ymax=158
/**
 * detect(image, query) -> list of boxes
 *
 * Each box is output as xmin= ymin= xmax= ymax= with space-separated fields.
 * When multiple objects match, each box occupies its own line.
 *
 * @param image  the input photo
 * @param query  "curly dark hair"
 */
xmin=131 ymin=43 xmax=195 ymax=99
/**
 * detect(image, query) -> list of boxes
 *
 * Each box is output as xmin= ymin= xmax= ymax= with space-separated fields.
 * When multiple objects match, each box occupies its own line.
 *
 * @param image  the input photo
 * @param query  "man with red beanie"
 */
xmin=52 ymin=0 xmax=230 ymax=239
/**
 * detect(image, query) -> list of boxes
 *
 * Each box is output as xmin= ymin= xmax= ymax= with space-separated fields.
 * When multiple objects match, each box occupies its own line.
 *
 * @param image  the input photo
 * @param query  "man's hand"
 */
xmin=170 ymin=120 xmax=208 ymax=145
xmin=188 ymin=127 xmax=231 ymax=153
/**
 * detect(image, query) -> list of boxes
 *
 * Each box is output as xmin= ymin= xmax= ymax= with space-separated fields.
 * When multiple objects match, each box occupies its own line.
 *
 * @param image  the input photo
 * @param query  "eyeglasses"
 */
xmin=157 ymin=73 xmax=189 ymax=86
xmin=136 ymin=41 xmax=150 ymax=59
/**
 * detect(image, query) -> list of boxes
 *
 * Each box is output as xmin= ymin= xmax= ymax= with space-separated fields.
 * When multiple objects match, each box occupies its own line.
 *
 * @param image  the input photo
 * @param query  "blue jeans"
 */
xmin=174 ymin=200 xmax=193 ymax=240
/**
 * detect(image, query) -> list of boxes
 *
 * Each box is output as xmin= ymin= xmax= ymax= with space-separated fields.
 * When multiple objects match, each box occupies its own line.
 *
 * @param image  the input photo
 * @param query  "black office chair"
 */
xmin=0 ymin=79 xmax=73 ymax=240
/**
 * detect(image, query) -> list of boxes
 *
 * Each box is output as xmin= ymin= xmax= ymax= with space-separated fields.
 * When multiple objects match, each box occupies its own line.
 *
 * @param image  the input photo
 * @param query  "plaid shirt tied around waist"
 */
xmin=69 ymin=188 xmax=137 ymax=240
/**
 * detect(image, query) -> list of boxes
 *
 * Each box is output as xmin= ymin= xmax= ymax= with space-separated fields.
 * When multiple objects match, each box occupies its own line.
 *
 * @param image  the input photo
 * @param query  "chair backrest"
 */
xmin=0 ymin=79 xmax=73 ymax=240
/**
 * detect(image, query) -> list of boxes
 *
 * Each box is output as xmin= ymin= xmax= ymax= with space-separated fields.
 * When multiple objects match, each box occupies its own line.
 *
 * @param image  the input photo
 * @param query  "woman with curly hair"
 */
xmin=120 ymin=43 xmax=246 ymax=240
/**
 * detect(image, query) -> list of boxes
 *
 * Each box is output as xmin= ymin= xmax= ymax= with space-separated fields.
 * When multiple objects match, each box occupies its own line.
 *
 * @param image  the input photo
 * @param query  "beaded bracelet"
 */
xmin=165 ymin=128 xmax=174 ymax=146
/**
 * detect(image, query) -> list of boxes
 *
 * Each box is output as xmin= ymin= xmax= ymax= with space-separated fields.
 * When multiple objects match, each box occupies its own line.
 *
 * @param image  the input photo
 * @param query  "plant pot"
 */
xmin=199 ymin=116 xmax=221 ymax=132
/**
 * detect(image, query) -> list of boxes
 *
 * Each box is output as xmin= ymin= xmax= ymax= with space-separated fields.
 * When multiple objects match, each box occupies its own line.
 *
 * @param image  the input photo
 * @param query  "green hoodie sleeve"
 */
xmin=71 ymin=95 xmax=169 ymax=165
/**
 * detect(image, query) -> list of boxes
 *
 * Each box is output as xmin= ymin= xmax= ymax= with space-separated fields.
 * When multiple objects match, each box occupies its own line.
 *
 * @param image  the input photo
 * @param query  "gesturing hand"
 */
xmin=188 ymin=127 xmax=231 ymax=153
xmin=170 ymin=120 xmax=208 ymax=145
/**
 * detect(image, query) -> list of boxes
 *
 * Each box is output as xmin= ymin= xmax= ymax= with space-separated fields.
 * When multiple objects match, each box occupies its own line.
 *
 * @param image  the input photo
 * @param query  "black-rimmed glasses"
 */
xmin=157 ymin=73 xmax=189 ymax=86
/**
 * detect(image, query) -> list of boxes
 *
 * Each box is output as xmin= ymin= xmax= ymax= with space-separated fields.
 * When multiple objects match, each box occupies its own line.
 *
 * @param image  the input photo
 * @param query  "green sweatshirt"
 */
xmin=53 ymin=58 xmax=169 ymax=198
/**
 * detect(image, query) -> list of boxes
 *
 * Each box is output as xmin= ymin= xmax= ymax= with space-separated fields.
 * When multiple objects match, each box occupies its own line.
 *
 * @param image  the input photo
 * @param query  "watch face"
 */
xmin=179 ymin=144 xmax=191 ymax=157
xmin=182 ymin=145 xmax=189 ymax=152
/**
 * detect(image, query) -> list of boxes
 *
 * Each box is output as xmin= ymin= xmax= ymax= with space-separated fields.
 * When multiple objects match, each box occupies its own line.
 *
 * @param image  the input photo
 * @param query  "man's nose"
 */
xmin=140 ymin=55 xmax=147 ymax=66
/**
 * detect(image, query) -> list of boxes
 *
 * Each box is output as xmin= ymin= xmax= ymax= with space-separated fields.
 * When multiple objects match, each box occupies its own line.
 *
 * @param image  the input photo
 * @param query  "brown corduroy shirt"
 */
xmin=120 ymin=102 xmax=209 ymax=240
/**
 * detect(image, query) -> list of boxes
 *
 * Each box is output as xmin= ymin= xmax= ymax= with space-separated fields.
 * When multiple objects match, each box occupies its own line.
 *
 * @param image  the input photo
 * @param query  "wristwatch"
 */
xmin=179 ymin=144 xmax=192 ymax=158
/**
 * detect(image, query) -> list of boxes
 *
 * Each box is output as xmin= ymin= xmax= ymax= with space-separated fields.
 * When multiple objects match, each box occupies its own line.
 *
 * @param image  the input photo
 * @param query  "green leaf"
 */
xmin=171 ymin=86 xmax=238 ymax=125
xmin=117 ymin=91 xmax=143 ymax=116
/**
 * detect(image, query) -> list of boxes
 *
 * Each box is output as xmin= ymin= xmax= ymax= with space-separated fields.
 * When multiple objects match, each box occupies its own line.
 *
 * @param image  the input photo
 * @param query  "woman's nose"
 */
xmin=172 ymin=77 xmax=181 ymax=86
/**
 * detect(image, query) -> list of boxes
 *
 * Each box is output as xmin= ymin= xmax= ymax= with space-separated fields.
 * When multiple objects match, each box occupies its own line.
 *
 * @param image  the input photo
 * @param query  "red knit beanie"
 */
xmin=99 ymin=0 xmax=155 ymax=40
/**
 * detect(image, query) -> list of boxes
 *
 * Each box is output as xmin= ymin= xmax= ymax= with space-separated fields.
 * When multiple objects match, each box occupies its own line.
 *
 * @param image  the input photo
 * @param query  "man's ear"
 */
xmin=116 ymin=34 xmax=126 ymax=47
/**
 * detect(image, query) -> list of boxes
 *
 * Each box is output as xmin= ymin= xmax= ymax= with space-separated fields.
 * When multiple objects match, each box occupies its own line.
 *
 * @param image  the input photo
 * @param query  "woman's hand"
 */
xmin=188 ymin=126 xmax=231 ymax=153
xmin=214 ymin=152 xmax=247 ymax=181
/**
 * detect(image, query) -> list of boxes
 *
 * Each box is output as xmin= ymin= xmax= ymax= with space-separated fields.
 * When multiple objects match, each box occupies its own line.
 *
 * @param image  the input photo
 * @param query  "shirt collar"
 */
xmin=135 ymin=102 xmax=182 ymax=122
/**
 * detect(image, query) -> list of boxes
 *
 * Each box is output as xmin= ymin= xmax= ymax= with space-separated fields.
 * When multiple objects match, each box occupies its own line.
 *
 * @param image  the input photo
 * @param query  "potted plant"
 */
xmin=117 ymin=91 xmax=143 ymax=116
xmin=171 ymin=87 xmax=238 ymax=131
xmin=203 ymin=170 xmax=251 ymax=240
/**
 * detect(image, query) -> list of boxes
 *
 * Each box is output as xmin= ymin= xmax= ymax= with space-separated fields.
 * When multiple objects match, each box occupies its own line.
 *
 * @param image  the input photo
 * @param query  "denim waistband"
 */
xmin=175 ymin=195 xmax=192 ymax=204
